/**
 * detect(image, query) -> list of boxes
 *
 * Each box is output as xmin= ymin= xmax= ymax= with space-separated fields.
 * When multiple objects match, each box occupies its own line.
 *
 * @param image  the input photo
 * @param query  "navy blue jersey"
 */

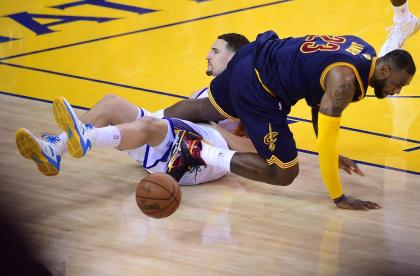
xmin=208 ymin=31 xmax=377 ymax=167
xmin=254 ymin=31 xmax=377 ymax=107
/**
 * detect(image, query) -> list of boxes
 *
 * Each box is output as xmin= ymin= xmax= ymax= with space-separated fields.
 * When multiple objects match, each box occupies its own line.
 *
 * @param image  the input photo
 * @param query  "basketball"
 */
xmin=135 ymin=173 xmax=182 ymax=219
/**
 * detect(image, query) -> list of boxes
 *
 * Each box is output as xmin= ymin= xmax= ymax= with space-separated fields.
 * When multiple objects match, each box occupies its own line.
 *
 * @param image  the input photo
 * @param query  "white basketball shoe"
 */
xmin=16 ymin=128 xmax=62 ymax=176
xmin=53 ymin=97 xmax=94 ymax=158
xmin=379 ymin=14 xmax=420 ymax=56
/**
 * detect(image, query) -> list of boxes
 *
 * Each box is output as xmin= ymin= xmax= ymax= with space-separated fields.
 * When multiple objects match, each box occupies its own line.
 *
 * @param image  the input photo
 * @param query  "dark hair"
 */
xmin=218 ymin=33 xmax=250 ymax=52
xmin=382 ymin=49 xmax=416 ymax=75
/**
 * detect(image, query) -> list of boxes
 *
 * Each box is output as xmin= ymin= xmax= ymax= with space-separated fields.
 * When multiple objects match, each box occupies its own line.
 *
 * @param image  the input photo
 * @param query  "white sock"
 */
xmin=92 ymin=126 xmax=121 ymax=148
xmin=393 ymin=2 xmax=411 ymax=23
xmin=151 ymin=109 xmax=164 ymax=119
xmin=200 ymin=142 xmax=235 ymax=172
xmin=136 ymin=107 xmax=151 ymax=120
xmin=58 ymin=132 xmax=68 ymax=153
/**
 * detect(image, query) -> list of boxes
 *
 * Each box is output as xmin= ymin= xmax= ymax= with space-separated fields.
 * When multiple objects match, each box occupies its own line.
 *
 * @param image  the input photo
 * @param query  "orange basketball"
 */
xmin=135 ymin=173 xmax=182 ymax=219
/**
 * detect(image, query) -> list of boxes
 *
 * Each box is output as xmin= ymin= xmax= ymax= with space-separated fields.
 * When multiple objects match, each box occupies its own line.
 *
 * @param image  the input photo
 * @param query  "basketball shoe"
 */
xmin=166 ymin=130 xmax=206 ymax=181
xmin=15 ymin=128 xmax=62 ymax=176
xmin=53 ymin=97 xmax=94 ymax=158
xmin=379 ymin=14 xmax=420 ymax=56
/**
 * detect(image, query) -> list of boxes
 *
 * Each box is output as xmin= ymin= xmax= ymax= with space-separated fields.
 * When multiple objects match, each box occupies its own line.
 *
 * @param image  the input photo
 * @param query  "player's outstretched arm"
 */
xmin=318 ymin=66 xmax=380 ymax=210
xmin=311 ymin=107 xmax=364 ymax=176
xmin=334 ymin=195 xmax=380 ymax=210
xmin=164 ymin=98 xmax=225 ymax=123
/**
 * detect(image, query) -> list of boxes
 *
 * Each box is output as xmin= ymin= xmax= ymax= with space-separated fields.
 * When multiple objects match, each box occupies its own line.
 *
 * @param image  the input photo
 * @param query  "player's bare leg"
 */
xmin=115 ymin=117 xmax=168 ymax=150
xmin=53 ymin=97 xmax=168 ymax=157
xmin=165 ymin=97 xmax=299 ymax=186
xmin=230 ymin=152 xmax=299 ymax=185
xmin=26 ymin=94 xmax=151 ymax=173
xmin=167 ymin=134 xmax=299 ymax=186
xmin=80 ymin=94 xmax=144 ymax=127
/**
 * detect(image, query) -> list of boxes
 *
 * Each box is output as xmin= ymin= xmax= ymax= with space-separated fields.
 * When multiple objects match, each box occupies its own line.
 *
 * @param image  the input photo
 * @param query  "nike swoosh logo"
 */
xmin=48 ymin=145 xmax=55 ymax=157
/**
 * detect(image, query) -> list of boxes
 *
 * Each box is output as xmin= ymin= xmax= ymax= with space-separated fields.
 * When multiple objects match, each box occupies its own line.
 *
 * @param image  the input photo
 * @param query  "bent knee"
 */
xmin=134 ymin=116 xmax=166 ymax=131
xmin=101 ymin=93 xmax=119 ymax=102
xmin=100 ymin=94 xmax=124 ymax=107
xmin=267 ymin=163 xmax=299 ymax=186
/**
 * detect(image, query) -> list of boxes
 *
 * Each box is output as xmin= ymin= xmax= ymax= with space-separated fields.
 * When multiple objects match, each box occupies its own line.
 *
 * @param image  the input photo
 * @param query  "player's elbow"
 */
xmin=266 ymin=164 xmax=299 ymax=186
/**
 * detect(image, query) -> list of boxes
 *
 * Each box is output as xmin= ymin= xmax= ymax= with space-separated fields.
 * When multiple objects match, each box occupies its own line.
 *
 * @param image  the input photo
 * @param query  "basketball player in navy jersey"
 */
xmin=16 ymin=31 xmax=363 ymax=180
xmin=164 ymin=31 xmax=416 ymax=210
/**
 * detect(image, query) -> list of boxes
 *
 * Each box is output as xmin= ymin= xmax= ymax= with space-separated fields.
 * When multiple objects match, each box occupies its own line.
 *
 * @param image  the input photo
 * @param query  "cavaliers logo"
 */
xmin=263 ymin=123 xmax=278 ymax=152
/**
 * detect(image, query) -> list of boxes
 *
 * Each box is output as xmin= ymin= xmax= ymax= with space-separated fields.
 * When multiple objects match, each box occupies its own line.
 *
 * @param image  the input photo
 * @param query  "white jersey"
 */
xmin=127 ymin=118 xmax=229 ymax=185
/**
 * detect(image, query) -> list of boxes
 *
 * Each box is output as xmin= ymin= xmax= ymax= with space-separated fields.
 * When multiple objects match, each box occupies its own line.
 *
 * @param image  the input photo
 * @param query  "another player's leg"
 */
xmin=53 ymin=96 xmax=170 ymax=157
xmin=45 ymin=94 xmax=156 ymax=156
xmin=167 ymin=130 xmax=300 ymax=185
xmin=80 ymin=94 xmax=155 ymax=127
xmin=115 ymin=117 xmax=167 ymax=150
xmin=15 ymin=128 xmax=65 ymax=176
xmin=379 ymin=0 xmax=420 ymax=56
xmin=16 ymin=95 xmax=160 ymax=174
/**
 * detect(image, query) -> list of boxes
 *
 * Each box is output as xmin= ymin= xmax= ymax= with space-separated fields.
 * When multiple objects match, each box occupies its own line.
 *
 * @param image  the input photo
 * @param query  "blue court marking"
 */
xmin=365 ymin=95 xmax=420 ymax=99
xmin=0 ymin=91 xmax=420 ymax=175
xmin=1 ymin=74 xmax=418 ymax=147
xmin=0 ymin=0 xmax=293 ymax=61
xmin=0 ymin=90 xmax=89 ymax=110
xmin=404 ymin=146 xmax=420 ymax=152
xmin=287 ymin=116 xmax=420 ymax=145
xmin=2 ymin=90 xmax=419 ymax=175
xmin=297 ymin=149 xmax=420 ymax=176
xmin=3 ymin=59 xmax=418 ymax=102
xmin=0 ymin=61 xmax=188 ymax=100
xmin=2 ymin=55 xmax=419 ymax=144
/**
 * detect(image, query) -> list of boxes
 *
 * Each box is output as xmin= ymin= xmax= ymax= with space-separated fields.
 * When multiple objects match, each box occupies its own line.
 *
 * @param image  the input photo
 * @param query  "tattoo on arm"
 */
xmin=320 ymin=82 xmax=355 ymax=117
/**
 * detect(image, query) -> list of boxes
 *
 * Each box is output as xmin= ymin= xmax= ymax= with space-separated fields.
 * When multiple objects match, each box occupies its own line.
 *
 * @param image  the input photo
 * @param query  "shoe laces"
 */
xmin=41 ymin=134 xmax=60 ymax=144
xmin=183 ymin=137 xmax=206 ymax=181
xmin=188 ymin=164 xmax=202 ymax=182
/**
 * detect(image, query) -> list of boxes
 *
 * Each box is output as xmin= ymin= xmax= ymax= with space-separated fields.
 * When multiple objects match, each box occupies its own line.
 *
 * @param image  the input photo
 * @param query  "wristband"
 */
xmin=333 ymin=194 xmax=347 ymax=204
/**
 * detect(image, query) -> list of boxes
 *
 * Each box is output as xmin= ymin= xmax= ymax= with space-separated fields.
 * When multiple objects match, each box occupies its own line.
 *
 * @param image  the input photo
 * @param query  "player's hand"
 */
xmin=335 ymin=195 xmax=381 ymax=210
xmin=339 ymin=155 xmax=365 ymax=176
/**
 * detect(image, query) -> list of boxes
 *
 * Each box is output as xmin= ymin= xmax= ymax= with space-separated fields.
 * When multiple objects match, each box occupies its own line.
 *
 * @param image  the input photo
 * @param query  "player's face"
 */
xmin=206 ymin=39 xmax=235 ymax=77
xmin=372 ymin=69 xmax=413 ymax=99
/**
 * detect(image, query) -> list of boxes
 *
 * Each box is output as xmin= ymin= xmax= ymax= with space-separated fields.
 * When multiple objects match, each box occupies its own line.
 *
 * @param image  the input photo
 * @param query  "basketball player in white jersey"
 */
xmin=15 ymin=34 xmax=253 ymax=185
xmin=17 ymin=96 xmax=239 ymax=184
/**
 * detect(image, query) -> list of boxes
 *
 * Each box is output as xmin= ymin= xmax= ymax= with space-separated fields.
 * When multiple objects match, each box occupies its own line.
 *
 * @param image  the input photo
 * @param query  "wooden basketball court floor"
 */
xmin=1 ymin=0 xmax=419 ymax=275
